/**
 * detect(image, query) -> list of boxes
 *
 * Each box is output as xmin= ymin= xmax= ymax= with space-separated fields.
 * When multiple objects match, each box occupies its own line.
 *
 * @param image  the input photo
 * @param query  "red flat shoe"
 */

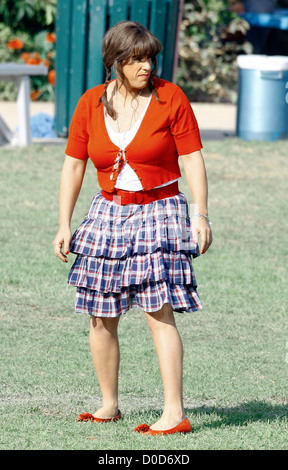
xmin=77 ymin=410 xmax=122 ymax=423
xmin=134 ymin=417 xmax=192 ymax=435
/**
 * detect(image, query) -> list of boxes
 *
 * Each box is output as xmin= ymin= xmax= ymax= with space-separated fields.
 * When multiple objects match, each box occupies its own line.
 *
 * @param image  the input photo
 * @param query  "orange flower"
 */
xmin=7 ymin=38 xmax=24 ymax=50
xmin=20 ymin=52 xmax=30 ymax=61
xmin=47 ymin=51 xmax=54 ymax=59
xmin=24 ymin=52 xmax=42 ymax=65
xmin=31 ymin=90 xmax=42 ymax=101
xmin=46 ymin=32 xmax=56 ymax=43
xmin=43 ymin=59 xmax=50 ymax=68
xmin=25 ymin=56 xmax=42 ymax=65
xmin=48 ymin=69 xmax=56 ymax=86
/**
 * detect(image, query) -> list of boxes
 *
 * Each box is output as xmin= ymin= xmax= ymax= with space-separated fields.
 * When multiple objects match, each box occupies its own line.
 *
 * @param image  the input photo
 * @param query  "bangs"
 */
xmin=132 ymin=34 xmax=162 ymax=59
xmin=115 ymin=30 xmax=162 ymax=64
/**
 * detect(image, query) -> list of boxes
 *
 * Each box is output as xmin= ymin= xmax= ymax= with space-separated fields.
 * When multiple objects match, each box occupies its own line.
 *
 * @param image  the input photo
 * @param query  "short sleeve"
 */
xmin=170 ymin=87 xmax=203 ymax=155
xmin=65 ymin=93 xmax=89 ymax=160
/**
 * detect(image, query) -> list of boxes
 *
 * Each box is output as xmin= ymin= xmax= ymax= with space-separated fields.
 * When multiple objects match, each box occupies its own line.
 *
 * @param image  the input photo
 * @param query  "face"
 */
xmin=120 ymin=55 xmax=152 ymax=91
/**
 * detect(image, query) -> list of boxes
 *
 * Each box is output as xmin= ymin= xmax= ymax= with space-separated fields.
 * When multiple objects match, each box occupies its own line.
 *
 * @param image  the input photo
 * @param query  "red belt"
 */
xmin=101 ymin=181 xmax=179 ymax=205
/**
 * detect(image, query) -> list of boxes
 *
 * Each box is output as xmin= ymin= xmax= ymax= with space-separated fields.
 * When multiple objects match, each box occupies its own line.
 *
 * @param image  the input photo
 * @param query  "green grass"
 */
xmin=0 ymin=137 xmax=287 ymax=450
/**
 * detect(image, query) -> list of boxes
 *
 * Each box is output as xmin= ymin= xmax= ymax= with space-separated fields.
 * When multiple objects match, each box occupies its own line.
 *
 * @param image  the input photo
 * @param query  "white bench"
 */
xmin=0 ymin=63 xmax=48 ymax=146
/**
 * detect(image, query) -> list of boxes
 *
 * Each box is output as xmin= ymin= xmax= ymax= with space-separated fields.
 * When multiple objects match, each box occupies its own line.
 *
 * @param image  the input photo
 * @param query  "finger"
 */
xmin=64 ymin=239 xmax=70 ymax=256
xmin=58 ymin=251 xmax=68 ymax=263
xmin=201 ymin=229 xmax=213 ymax=254
xmin=53 ymin=241 xmax=68 ymax=263
xmin=200 ymin=233 xmax=207 ymax=254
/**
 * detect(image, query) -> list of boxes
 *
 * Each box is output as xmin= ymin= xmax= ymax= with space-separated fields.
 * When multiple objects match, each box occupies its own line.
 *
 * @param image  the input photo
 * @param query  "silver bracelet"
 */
xmin=192 ymin=213 xmax=212 ymax=226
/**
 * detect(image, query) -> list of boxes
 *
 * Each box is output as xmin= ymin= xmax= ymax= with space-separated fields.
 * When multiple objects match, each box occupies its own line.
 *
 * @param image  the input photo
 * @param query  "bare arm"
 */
xmin=180 ymin=150 xmax=213 ymax=254
xmin=53 ymin=155 xmax=87 ymax=262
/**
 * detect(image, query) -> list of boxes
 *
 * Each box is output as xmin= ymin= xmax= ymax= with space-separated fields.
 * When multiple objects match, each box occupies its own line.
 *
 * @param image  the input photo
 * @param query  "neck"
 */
xmin=115 ymin=79 xmax=148 ymax=100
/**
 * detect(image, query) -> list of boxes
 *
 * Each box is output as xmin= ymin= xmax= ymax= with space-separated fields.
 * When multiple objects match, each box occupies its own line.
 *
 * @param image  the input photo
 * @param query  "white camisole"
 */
xmin=104 ymin=95 xmax=179 ymax=191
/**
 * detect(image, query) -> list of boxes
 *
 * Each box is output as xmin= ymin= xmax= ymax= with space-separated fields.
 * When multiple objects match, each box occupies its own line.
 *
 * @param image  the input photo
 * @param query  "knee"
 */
xmin=145 ymin=303 xmax=176 ymax=331
xmin=90 ymin=316 xmax=119 ymax=337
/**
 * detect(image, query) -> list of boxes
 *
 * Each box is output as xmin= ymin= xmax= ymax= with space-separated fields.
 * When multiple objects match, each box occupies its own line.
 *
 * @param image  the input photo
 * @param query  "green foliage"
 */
xmin=0 ymin=1 xmax=56 ymax=101
xmin=0 ymin=0 xmax=56 ymax=33
xmin=177 ymin=0 xmax=253 ymax=102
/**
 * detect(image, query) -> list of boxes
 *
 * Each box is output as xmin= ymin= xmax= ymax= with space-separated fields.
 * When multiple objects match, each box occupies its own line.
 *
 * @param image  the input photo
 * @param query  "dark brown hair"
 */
xmin=99 ymin=21 xmax=162 ymax=118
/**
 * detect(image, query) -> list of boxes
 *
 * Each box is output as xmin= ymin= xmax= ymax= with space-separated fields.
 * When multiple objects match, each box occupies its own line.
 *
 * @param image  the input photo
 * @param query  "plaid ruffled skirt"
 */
xmin=68 ymin=190 xmax=202 ymax=317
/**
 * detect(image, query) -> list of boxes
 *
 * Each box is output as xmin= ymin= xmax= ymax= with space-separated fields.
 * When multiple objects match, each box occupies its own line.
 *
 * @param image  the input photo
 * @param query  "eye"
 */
xmin=133 ymin=56 xmax=151 ymax=63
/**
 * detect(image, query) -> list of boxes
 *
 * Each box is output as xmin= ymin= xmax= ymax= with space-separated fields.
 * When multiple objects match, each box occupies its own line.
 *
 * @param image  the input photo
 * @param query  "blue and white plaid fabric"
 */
xmin=68 ymin=191 xmax=202 ymax=317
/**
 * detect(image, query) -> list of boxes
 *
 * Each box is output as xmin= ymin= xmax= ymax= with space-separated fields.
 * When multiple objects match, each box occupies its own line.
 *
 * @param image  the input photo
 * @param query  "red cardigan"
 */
xmin=65 ymin=78 xmax=203 ymax=192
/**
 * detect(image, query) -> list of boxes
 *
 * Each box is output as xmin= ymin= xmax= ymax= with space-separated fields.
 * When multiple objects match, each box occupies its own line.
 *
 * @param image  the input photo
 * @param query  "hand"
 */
xmin=192 ymin=216 xmax=213 ymax=255
xmin=53 ymin=227 xmax=72 ymax=263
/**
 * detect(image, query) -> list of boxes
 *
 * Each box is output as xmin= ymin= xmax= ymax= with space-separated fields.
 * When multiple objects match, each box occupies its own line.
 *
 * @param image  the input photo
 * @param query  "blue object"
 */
xmin=236 ymin=55 xmax=288 ymax=141
xmin=30 ymin=112 xmax=57 ymax=138
xmin=243 ymin=10 xmax=288 ymax=30
xmin=243 ymin=0 xmax=275 ymax=14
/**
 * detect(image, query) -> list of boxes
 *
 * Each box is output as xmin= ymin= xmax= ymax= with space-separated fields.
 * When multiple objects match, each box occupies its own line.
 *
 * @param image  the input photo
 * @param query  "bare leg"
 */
xmin=89 ymin=316 xmax=120 ymax=419
xmin=145 ymin=304 xmax=186 ymax=430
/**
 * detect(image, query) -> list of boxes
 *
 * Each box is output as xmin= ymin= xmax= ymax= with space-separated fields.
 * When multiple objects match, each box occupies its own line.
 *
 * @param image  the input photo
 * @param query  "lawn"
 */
xmin=0 ymin=137 xmax=287 ymax=450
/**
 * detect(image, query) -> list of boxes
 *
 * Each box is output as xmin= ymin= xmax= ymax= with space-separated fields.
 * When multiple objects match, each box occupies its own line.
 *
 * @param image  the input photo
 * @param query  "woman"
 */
xmin=53 ymin=21 xmax=212 ymax=435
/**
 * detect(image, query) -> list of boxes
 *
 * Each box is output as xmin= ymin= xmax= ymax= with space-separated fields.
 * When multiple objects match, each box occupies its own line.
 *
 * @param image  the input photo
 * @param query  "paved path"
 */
xmin=0 ymin=100 xmax=237 ymax=146
xmin=192 ymin=102 xmax=237 ymax=140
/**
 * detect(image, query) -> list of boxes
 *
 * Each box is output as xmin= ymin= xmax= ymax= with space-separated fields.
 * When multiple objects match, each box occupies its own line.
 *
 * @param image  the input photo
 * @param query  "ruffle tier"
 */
xmin=69 ymin=191 xmax=200 ymax=259
xmin=74 ymin=281 xmax=202 ymax=317
xmin=68 ymin=250 xmax=197 ymax=293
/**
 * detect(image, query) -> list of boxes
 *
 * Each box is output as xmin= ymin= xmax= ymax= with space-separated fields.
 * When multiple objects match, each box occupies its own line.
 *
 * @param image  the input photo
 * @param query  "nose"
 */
xmin=142 ymin=58 xmax=151 ymax=70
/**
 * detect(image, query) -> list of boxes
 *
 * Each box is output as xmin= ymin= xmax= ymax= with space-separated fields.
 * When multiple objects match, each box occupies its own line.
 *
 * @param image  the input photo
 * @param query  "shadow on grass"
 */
xmin=128 ymin=400 xmax=287 ymax=431
xmin=187 ymin=400 xmax=288 ymax=431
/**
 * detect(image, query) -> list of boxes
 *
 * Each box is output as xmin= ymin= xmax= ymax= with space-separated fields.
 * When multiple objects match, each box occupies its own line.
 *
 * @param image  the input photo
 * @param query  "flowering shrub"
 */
xmin=0 ymin=0 xmax=56 ymax=101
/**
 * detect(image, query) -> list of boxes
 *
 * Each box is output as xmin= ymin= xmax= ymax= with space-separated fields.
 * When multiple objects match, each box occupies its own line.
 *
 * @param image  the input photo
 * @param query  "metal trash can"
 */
xmin=236 ymin=54 xmax=288 ymax=141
